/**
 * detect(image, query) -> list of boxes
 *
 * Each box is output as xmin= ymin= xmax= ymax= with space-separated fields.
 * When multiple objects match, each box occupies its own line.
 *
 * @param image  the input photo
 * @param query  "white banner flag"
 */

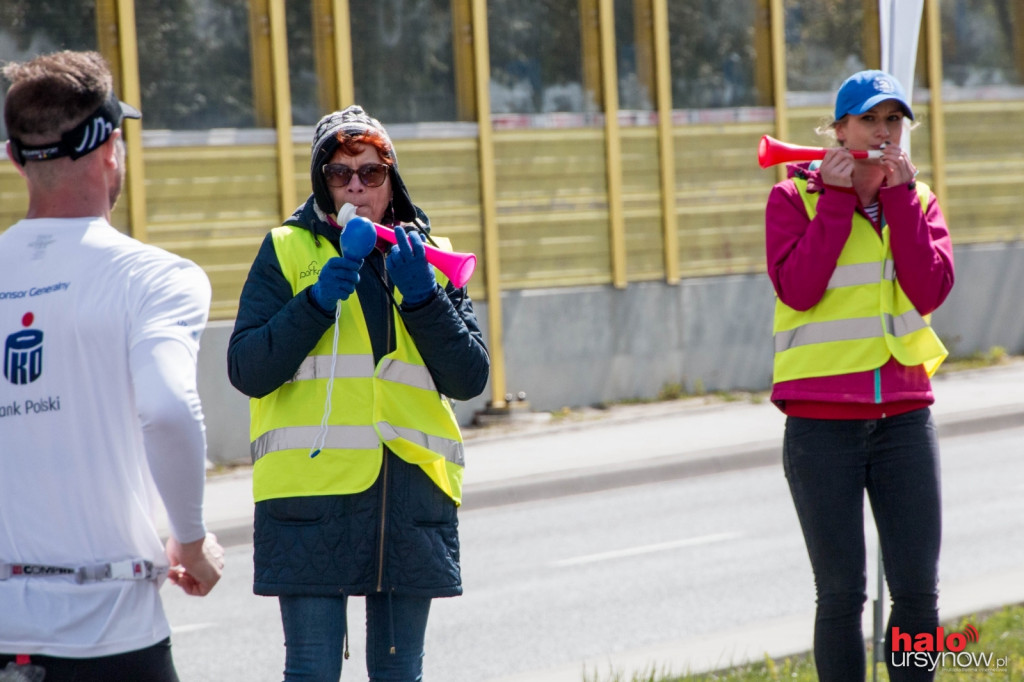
xmin=879 ymin=0 xmax=925 ymax=155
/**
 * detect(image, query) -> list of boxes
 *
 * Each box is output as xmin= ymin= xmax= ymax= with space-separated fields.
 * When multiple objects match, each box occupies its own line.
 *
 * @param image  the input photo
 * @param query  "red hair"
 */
xmin=335 ymin=131 xmax=395 ymax=165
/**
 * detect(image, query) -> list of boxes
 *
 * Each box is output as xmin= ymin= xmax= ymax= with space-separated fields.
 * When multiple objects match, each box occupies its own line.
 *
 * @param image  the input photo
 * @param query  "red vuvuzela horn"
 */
xmin=334 ymin=205 xmax=477 ymax=288
xmin=757 ymin=135 xmax=881 ymax=168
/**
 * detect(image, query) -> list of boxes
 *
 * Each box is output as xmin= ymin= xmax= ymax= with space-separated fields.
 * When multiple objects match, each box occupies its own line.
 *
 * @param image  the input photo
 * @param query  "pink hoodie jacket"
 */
xmin=765 ymin=162 xmax=955 ymax=419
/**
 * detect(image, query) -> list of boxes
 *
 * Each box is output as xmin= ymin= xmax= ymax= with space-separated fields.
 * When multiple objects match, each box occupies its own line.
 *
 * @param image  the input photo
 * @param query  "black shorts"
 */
xmin=0 ymin=637 xmax=178 ymax=682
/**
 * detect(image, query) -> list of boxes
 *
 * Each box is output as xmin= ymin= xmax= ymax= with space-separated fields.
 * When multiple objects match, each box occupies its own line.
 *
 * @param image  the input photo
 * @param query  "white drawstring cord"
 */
xmin=310 ymin=301 xmax=342 ymax=458
xmin=309 ymin=203 xmax=361 ymax=459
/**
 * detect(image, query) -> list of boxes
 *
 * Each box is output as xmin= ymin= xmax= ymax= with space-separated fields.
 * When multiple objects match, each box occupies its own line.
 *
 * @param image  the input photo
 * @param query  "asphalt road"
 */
xmin=162 ymin=425 xmax=1024 ymax=681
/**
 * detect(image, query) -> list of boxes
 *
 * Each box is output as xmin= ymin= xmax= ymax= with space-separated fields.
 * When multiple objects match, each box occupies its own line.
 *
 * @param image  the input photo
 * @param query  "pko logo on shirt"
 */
xmin=4 ymin=312 xmax=43 ymax=385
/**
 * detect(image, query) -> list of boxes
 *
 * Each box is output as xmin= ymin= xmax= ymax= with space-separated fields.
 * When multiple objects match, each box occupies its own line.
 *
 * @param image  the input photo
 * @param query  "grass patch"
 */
xmin=937 ymin=346 xmax=1011 ymax=374
xmin=545 ymin=351 xmax=1017 ymax=425
xmin=583 ymin=604 xmax=1024 ymax=681
xmin=658 ymin=383 xmax=685 ymax=401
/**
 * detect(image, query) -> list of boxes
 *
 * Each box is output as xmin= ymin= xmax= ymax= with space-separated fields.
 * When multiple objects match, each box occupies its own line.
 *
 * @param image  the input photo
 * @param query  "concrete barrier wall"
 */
xmin=199 ymin=242 xmax=1024 ymax=465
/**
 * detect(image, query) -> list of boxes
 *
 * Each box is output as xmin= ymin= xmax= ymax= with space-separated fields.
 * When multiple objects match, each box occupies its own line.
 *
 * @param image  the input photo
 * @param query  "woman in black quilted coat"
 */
xmin=228 ymin=105 xmax=489 ymax=682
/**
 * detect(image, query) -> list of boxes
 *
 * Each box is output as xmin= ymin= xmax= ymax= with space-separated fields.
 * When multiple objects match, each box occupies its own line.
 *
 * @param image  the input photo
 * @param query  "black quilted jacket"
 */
xmin=227 ymin=196 xmax=489 ymax=597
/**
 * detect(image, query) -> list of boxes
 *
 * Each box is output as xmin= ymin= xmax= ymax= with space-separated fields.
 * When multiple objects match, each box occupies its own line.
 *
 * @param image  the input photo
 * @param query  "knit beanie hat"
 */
xmin=309 ymin=105 xmax=417 ymax=224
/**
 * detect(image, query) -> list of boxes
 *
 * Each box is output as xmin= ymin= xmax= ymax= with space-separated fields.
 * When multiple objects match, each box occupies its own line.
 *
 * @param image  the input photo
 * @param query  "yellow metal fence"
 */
xmin=2 ymin=103 xmax=1023 ymax=321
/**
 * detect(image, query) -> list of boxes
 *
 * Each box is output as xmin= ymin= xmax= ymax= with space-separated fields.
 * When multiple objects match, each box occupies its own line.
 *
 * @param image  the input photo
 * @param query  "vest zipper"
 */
xmin=376 ymin=276 xmax=394 ymax=594
xmin=376 ymin=450 xmax=389 ymax=592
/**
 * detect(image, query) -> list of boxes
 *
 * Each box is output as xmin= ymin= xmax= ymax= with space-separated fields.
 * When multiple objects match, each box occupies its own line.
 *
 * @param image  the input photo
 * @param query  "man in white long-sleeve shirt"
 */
xmin=0 ymin=50 xmax=223 ymax=681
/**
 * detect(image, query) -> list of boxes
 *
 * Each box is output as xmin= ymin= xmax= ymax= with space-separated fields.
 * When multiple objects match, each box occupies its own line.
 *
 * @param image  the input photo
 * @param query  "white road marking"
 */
xmin=171 ymin=623 xmax=216 ymax=634
xmin=551 ymin=531 xmax=742 ymax=568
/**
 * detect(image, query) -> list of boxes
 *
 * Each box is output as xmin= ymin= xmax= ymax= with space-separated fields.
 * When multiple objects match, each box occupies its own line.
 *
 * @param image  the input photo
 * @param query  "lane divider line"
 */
xmin=551 ymin=531 xmax=742 ymax=568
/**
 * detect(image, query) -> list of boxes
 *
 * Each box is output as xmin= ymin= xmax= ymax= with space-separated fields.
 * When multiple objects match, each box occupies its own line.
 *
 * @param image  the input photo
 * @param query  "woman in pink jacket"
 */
xmin=765 ymin=71 xmax=954 ymax=682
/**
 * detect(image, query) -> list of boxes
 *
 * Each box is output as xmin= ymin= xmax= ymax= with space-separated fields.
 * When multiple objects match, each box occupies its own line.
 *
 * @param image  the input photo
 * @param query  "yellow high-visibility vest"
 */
xmin=250 ymin=226 xmax=465 ymax=505
xmin=772 ymin=178 xmax=947 ymax=383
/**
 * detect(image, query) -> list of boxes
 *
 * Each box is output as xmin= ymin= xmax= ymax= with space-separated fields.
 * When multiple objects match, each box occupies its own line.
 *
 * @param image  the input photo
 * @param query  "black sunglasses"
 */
xmin=322 ymin=162 xmax=390 ymax=188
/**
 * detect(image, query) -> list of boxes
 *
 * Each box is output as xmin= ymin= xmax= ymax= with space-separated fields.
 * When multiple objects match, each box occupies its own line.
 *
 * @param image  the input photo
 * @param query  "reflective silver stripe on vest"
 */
xmin=775 ymin=309 xmax=928 ymax=353
xmin=376 ymin=422 xmax=465 ymax=467
xmin=825 ymin=260 xmax=895 ymax=289
xmin=290 ymin=354 xmax=375 ymax=382
xmin=377 ymin=358 xmax=437 ymax=391
xmin=885 ymin=310 xmax=928 ymax=337
xmin=251 ymin=425 xmax=380 ymax=463
xmin=774 ymin=316 xmax=882 ymax=353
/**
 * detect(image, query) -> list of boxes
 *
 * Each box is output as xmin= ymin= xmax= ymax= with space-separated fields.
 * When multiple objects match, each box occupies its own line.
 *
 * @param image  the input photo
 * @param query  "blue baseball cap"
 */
xmin=834 ymin=70 xmax=914 ymax=121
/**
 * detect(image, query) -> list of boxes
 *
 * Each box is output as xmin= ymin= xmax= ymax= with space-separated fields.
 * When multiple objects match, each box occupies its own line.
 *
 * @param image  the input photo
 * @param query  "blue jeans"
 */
xmin=278 ymin=593 xmax=431 ymax=682
xmin=783 ymin=408 xmax=941 ymax=682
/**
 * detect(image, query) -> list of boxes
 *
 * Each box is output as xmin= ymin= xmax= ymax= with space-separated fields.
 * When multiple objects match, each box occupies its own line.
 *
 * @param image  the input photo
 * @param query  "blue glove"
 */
xmin=385 ymin=226 xmax=436 ymax=306
xmin=310 ymin=255 xmax=361 ymax=312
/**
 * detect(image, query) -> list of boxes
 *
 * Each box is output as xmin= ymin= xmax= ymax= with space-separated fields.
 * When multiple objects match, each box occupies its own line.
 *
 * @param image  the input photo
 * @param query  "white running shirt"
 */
xmin=0 ymin=217 xmax=211 ymax=658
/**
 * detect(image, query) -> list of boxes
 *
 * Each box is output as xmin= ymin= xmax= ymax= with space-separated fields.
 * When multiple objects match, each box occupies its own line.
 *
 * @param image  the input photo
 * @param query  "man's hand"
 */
xmin=166 ymin=532 xmax=224 ymax=597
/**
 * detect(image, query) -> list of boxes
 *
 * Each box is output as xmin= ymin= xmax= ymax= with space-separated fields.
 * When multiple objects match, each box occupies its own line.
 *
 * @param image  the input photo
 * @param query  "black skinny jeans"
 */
xmin=783 ymin=408 xmax=941 ymax=682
